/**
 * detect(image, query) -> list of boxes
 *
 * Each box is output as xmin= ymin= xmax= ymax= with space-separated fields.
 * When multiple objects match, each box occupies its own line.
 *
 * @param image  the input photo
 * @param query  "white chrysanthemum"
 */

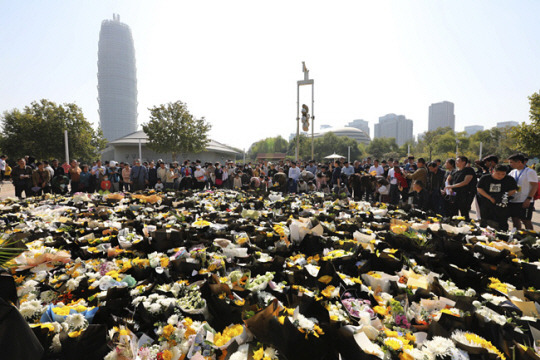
xmin=167 ymin=314 xmax=179 ymax=325
xmin=295 ymin=314 xmax=316 ymax=331
xmin=65 ymin=313 xmax=87 ymax=330
xmin=423 ymin=336 xmax=456 ymax=357
xmin=148 ymin=303 xmax=162 ymax=314
xmin=103 ymin=349 xmax=118 ymax=360
xmin=19 ymin=300 xmax=43 ymax=319
xmin=40 ymin=290 xmax=57 ymax=303
xmin=264 ymin=346 xmax=278 ymax=359
xmin=66 ymin=278 xmax=81 ymax=291
xmin=50 ymin=334 xmax=62 ymax=353
xmin=17 ymin=280 xmax=39 ymax=297
xmin=229 ymin=344 xmax=249 ymax=360
xmin=404 ymin=347 xmax=432 ymax=360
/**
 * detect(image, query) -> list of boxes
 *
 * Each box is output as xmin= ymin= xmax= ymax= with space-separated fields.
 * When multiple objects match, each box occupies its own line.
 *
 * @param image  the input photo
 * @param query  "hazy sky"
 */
xmin=1 ymin=1 xmax=539 ymax=150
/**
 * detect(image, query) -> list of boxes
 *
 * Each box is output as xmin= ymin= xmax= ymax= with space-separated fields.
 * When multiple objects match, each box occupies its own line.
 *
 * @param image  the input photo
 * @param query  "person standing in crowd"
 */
xmin=331 ymin=161 xmax=342 ymax=188
xmin=147 ymin=161 xmax=158 ymax=189
xmin=107 ymin=161 xmax=121 ymax=192
xmin=288 ymin=161 xmax=301 ymax=192
xmin=508 ymin=153 xmax=538 ymax=230
xmin=477 ymin=164 xmax=517 ymax=231
xmin=79 ymin=165 xmax=91 ymax=192
xmin=426 ymin=161 xmax=445 ymax=215
xmin=342 ymin=161 xmax=354 ymax=193
xmin=306 ymin=160 xmax=317 ymax=175
xmin=194 ymin=165 xmax=206 ymax=190
xmin=121 ymin=163 xmax=131 ymax=192
xmin=363 ymin=157 xmax=372 ymax=171
xmin=406 ymin=158 xmax=428 ymax=201
xmin=130 ymin=159 xmax=148 ymax=191
xmin=92 ymin=159 xmax=106 ymax=183
xmin=68 ymin=160 xmax=81 ymax=194
xmin=157 ymin=162 xmax=167 ymax=184
xmin=32 ymin=162 xmax=51 ymax=196
xmin=164 ymin=164 xmax=177 ymax=190
xmin=215 ymin=163 xmax=224 ymax=188
xmin=387 ymin=160 xmax=400 ymax=205
xmin=445 ymin=156 xmax=476 ymax=221
xmin=404 ymin=156 xmax=416 ymax=172
xmin=369 ymin=159 xmax=384 ymax=177
xmin=12 ymin=158 xmax=33 ymax=198
xmin=0 ymin=155 xmax=6 ymax=182
xmin=51 ymin=159 xmax=65 ymax=179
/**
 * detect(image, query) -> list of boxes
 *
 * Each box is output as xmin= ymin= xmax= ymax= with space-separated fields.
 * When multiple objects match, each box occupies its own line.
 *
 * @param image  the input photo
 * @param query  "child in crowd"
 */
xmin=307 ymin=181 xmax=317 ymax=192
xmin=155 ymin=178 xmax=164 ymax=192
xmin=297 ymin=179 xmax=308 ymax=193
xmin=233 ymin=173 xmax=242 ymax=190
xmin=376 ymin=178 xmax=390 ymax=203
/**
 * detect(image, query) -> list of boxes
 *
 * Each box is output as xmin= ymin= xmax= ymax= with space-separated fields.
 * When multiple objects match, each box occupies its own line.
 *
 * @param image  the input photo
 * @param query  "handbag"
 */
xmin=215 ymin=179 xmax=223 ymax=186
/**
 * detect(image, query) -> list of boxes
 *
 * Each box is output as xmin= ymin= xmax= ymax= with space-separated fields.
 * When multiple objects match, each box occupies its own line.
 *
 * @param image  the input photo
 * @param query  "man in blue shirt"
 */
xmin=130 ymin=159 xmax=148 ymax=192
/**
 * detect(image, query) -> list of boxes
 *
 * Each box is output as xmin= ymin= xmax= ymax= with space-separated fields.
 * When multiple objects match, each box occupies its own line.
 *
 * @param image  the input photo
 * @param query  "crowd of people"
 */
xmin=2 ymin=153 xmax=539 ymax=231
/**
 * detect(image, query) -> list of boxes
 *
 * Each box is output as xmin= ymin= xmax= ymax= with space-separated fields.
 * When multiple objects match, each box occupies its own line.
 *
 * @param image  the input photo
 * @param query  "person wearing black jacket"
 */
xmin=11 ymin=158 xmax=33 ymax=198
xmin=445 ymin=156 xmax=477 ymax=221
xmin=476 ymin=164 xmax=517 ymax=230
xmin=412 ymin=180 xmax=429 ymax=211
xmin=427 ymin=162 xmax=445 ymax=215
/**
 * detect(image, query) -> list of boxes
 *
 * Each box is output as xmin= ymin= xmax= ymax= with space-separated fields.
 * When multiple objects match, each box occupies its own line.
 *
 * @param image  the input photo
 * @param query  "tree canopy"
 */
xmin=511 ymin=91 xmax=540 ymax=156
xmin=0 ymin=99 xmax=106 ymax=162
xmin=366 ymin=138 xmax=398 ymax=159
xmin=142 ymin=101 xmax=211 ymax=161
xmin=248 ymin=136 xmax=288 ymax=159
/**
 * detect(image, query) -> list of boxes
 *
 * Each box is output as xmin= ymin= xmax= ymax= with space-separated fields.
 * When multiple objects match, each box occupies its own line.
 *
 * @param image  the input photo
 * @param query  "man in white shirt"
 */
xmin=508 ymin=153 xmax=538 ymax=230
xmin=288 ymin=162 xmax=301 ymax=193
xmin=387 ymin=160 xmax=400 ymax=204
xmin=369 ymin=159 xmax=384 ymax=177
xmin=0 ymin=155 xmax=6 ymax=182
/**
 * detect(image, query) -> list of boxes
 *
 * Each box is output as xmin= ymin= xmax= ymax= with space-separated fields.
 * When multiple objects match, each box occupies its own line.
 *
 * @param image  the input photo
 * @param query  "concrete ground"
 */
xmin=1 ymin=180 xmax=539 ymax=231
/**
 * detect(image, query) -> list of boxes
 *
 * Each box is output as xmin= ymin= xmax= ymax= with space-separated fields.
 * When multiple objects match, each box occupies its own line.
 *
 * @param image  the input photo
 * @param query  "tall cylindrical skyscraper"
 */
xmin=98 ymin=14 xmax=138 ymax=142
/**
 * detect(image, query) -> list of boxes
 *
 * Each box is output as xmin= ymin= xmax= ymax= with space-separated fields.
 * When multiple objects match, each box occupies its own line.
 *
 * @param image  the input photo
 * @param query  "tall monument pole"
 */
xmin=296 ymin=62 xmax=314 ymax=162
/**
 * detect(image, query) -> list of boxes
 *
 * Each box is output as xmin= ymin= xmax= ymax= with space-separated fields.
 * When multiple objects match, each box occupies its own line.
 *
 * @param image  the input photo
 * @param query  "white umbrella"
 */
xmin=324 ymin=153 xmax=345 ymax=159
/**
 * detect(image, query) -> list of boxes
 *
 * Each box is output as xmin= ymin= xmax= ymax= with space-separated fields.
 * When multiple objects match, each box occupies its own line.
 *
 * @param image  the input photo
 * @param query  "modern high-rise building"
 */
xmin=428 ymin=101 xmax=455 ymax=131
xmin=496 ymin=121 xmax=519 ymax=128
xmin=374 ymin=114 xmax=413 ymax=146
xmin=347 ymin=119 xmax=370 ymax=136
xmin=98 ymin=14 xmax=138 ymax=142
xmin=464 ymin=125 xmax=484 ymax=135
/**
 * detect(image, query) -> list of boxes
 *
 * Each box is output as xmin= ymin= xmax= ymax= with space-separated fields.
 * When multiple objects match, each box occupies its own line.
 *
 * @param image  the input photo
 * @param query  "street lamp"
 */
xmin=296 ymin=62 xmax=315 ymax=161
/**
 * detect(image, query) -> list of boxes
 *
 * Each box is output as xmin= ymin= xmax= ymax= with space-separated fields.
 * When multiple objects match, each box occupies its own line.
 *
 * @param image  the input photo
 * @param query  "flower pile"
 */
xmin=0 ymin=189 xmax=539 ymax=359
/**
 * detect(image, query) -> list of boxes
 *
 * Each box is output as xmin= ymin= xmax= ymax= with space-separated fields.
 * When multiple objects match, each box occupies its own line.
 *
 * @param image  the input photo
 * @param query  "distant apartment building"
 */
xmin=346 ymin=119 xmax=370 ymax=136
xmin=320 ymin=124 xmax=332 ymax=131
xmin=497 ymin=121 xmax=519 ymax=128
xmin=374 ymin=114 xmax=413 ymax=146
xmin=464 ymin=125 xmax=484 ymax=135
xmin=428 ymin=101 xmax=455 ymax=131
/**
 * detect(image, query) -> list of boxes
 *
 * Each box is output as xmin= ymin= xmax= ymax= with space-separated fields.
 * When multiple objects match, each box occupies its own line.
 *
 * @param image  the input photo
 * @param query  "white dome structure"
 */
xmin=313 ymin=127 xmax=371 ymax=145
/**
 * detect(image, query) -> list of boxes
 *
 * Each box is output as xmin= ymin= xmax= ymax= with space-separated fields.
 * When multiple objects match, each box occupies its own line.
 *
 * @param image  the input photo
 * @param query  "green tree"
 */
xmin=287 ymin=134 xmax=311 ymax=159
xmin=312 ymin=132 xmax=364 ymax=161
xmin=366 ymin=138 xmax=398 ymax=159
xmin=0 ymin=99 xmax=106 ymax=162
xmin=468 ymin=127 xmax=515 ymax=160
xmin=248 ymin=135 xmax=289 ymax=159
xmin=511 ymin=91 xmax=540 ymax=156
xmin=417 ymin=127 xmax=452 ymax=161
xmin=142 ymin=101 xmax=211 ymax=161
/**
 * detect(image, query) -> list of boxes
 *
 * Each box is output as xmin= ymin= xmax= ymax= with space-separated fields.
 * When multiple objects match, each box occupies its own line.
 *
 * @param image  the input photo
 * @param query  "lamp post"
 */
xmin=296 ymin=62 xmax=315 ymax=161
